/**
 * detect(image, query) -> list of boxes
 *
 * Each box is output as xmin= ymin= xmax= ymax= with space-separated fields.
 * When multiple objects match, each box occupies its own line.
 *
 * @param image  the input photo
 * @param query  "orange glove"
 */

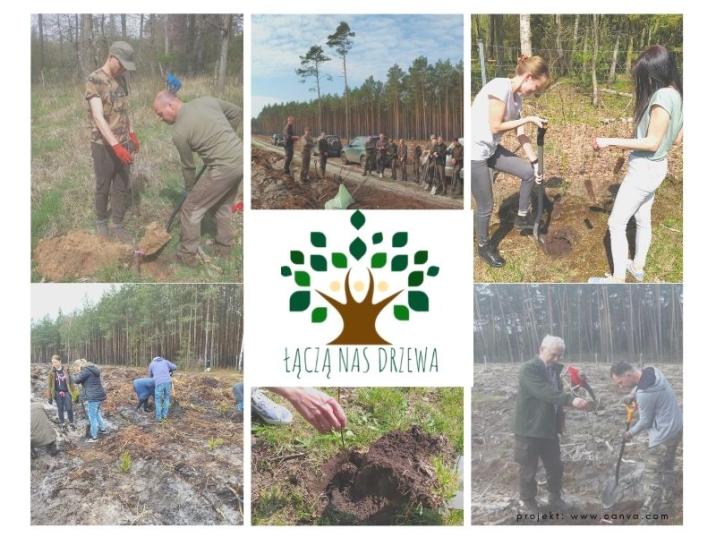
xmin=112 ymin=144 xmax=133 ymax=166
xmin=129 ymin=132 xmax=140 ymax=153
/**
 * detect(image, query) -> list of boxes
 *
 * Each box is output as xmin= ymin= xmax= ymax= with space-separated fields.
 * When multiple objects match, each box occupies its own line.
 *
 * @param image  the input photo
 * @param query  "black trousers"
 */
xmin=514 ymin=434 xmax=563 ymax=500
xmin=55 ymin=393 xmax=74 ymax=424
xmin=283 ymin=145 xmax=294 ymax=174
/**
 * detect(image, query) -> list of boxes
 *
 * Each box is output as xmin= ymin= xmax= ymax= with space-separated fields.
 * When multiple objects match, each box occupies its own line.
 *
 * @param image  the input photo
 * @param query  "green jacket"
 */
xmin=512 ymin=358 xmax=573 ymax=439
xmin=47 ymin=366 xmax=79 ymax=402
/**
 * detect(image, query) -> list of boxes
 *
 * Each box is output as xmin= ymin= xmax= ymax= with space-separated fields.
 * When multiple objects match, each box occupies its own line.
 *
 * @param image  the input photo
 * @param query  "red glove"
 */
xmin=129 ymin=132 xmax=140 ymax=153
xmin=112 ymin=143 xmax=133 ymax=166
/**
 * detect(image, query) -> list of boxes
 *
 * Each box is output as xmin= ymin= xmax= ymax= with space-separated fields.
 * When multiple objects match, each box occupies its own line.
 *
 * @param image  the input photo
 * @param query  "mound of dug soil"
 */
xmin=321 ymin=426 xmax=448 ymax=524
xmin=34 ymin=230 xmax=133 ymax=281
xmin=136 ymin=221 xmax=171 ymax=256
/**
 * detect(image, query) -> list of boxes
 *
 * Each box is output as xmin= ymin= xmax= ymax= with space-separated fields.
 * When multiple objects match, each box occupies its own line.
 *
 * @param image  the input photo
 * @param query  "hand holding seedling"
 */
xmin=279 ymin=387 xmax=347 ymax=434
xmin=572 ymin=397 xmax=591 ymax=410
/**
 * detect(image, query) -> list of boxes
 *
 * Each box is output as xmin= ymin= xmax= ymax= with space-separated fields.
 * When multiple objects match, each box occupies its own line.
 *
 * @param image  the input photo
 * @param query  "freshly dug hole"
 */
xmin=320 ymin=426 xmax=449 ymax=524
xmin=136 ymin=221 xmax=172 ymax=256
xmin=543 ymin=227 xmax=576 ymax=257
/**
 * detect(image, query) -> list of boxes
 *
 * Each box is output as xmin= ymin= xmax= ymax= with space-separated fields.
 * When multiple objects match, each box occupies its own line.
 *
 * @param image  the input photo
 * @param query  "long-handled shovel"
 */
xmin=533 ymin=127 xmax=548 ymax=245
xmin=602 ymin=402 xmax=637 ymax=508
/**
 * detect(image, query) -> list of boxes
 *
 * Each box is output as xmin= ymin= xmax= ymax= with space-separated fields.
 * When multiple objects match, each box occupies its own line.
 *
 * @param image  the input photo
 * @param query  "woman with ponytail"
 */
xmin=471 ymin=55 xmax=550 ymax=267
xmin=589 ymin=45 xmax=683 ymax=283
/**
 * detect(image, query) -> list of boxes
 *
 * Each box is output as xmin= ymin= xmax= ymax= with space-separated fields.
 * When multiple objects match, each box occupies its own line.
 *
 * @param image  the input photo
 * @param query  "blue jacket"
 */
xmin=71 ymin=364 xmax=106 ymax=402
xmin=133 ymin=377 xmax=155 ymax=401
xmin=148 ymin=357 xmax=176 ymax=386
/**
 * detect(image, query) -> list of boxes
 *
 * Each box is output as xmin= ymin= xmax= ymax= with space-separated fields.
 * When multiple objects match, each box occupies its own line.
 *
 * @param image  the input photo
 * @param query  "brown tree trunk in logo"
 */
xmin=316 ymin=269 xmax=402 ymax=345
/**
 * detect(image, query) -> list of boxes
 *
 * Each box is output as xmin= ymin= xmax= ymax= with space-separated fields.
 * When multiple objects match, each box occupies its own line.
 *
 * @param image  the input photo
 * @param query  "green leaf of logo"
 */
xmin=289 ymin=291 xmax=311 ymax=312
xmin=290 ymin=250 xmax=304 ymax=264
xmin=391 ymin=254 xmax=408 ymax=271
xmin=394 ymin=305 xmax=410 ymax=321
xmin=281 ymin=266 xmax=292 ymax=277
xmin=350 ymin=237 xmax=367 ymax=260
xmin=408 ymin=291 xmax=429 ymax=312
xmin=310 ymin=255 xmax=327 ymax=271
xmin=295 ymin=271 xmax=310 ymax=287
xmin=332 ymin=252 xmax=348 ymax=268
xmin=392 ymin=232 xmax=408 ymax=247
xmin=310 ymin=232 xmax=327 ymax=248
xmin=350 ymin=210 xmax=366 ymax=230
xmin=427 ymin=266 xmax=440 ymax=277
xmin=371 ymin=252 xmax=387 ymax=268
xmin=372 ymin=232 xmax=383 ymax=244
xmin=414 ymin=250 xmax=428 ymax=264
xmin=311 ymin=307 xmax=328 ymax=323
xmin=408 ymin=271 xmax=424 ymax=287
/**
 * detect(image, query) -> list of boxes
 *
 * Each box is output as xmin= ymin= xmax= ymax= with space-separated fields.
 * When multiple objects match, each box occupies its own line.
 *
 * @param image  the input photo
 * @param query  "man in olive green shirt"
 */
xmin=513 ymin=335 xmax=590 ymax=513
xmin=153 ymin=91 xmax=242 ymax=266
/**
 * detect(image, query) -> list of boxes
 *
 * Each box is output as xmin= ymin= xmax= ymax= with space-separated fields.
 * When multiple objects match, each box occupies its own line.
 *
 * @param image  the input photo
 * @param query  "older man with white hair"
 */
xmin=512 ymin=335 xmax=590 ymax=513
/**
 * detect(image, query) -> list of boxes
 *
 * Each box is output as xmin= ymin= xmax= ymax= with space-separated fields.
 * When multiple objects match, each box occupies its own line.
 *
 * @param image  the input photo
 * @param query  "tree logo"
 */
xmin=280 ymin=210 xmax=440 ymax=345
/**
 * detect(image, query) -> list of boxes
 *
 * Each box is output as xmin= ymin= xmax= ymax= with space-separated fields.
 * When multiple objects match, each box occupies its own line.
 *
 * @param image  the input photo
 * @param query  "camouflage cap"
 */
xmin=109 ymin=41 xmax=136 ymax=71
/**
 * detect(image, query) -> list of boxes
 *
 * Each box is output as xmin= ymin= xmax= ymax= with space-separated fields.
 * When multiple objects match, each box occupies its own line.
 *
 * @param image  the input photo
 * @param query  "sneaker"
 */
xmin=478 ymin=240 xmax=506 ymax=268
xmin=85 ymin=437 xmax=98 ymax=443
xmin=587 ymin=274 xmax=625 ymax=284
xmin=109 ymin=223 xmax=133 ymax=244
xmin=251 ymin=390 xmax=293 ymax=425
xmin=626 ymin=260 xmax=645 ymax=282
xmin=95 ymin=220 xmax=109 ymax=238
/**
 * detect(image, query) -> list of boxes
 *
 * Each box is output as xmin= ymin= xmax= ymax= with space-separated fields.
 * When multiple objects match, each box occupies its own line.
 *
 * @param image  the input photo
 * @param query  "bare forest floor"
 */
xmin=252 ymin=387 xmax=463 ymax=525
xmin=31 ymin=77 xmax=243 ymax=283
xmin=473 ymin=84 xmax=683 ymax=283
xmin=30 ymin=365 xmax=243 ymax=525
xmin=472 ymin=362 xmax=682 ymax=525
xmin=251 ymin=137 xmax=462 ymax=210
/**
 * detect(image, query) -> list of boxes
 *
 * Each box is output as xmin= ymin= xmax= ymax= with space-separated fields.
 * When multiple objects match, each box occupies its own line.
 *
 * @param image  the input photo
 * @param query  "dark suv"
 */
xmin=271 ymin=133 xmax=285 ymax=147
xmin=314 ymin=134 xmax=342 ymax=157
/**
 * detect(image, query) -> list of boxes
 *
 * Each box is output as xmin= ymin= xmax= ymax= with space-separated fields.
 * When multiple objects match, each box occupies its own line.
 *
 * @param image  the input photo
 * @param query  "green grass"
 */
xmin=31 ymin=76 xmax=243 ymax=283
xmin=252 ymin=387 xmax=463 ymax=525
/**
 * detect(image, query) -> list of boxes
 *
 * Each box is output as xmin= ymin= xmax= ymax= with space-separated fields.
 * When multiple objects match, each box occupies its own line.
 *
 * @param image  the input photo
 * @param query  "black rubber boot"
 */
xmin=514 ymin=213 xmax=535 ymax=231
xmin=478 ymin=240 xmax=506 ymax=268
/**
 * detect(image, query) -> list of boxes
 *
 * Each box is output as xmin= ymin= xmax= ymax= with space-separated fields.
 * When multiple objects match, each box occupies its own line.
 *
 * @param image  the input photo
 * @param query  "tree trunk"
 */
xmin=591 ymin=15 xmax=599 ymax=106
xmin=519 ymin=15 xmax=532 ymax=57
xmin=609 ymin=23 xmax=621 ymax=84
xmin=625 ymin=33 xmax=634 ymax=74
xmin=38 ymin=14 xmax=45 ymax=84
xmin=217 ymin=14 xmax=232 ymax=95
xmin=571 ymin=15 xmax=580 ymax=73
xmin=555 ymin=15 xmax=565 ymax=76
xmin=121 ymin=14 xmax=127 ymax=40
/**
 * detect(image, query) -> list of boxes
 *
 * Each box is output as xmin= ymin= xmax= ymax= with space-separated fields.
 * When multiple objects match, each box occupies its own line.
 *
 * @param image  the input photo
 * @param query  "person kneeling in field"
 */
xmin=153 ymin=91 xmax=243 ymax=267
xmin=610 ymin=362 xmax=682 ymax=523
xmin=31 ymin=402 xmax=59 ymax=458
xmin=133 ymin=377 xmax=155 ymax=412
xmin=233 ymin=384 xmax=347 ymax=434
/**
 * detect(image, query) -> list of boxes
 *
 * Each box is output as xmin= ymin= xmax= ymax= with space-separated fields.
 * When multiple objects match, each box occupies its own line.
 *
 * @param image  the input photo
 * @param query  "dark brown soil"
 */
xmin=320 ymin=426 xmax=447 ymax=524
xmin=34 ymin=230 xmax=134 ymax=281
xmin=543 ymin=227 xmax=576 ymax=257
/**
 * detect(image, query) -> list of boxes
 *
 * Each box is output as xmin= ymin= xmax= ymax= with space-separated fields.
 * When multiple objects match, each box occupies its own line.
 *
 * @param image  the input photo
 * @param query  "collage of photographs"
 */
xmin=27 ymin=9 xmax=683 ymax=530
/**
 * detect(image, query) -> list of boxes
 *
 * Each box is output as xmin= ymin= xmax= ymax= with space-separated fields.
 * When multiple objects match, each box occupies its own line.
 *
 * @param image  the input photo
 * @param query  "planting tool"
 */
xmin=135 ymin=165 xmax=207 ymax=257
xmin=338 ymin=387 xmax=346 ymax=450
xmin=532 ymin=127 xmax=548 ymax=245
xmin=601 ymin=402 xmax=637 ymax=508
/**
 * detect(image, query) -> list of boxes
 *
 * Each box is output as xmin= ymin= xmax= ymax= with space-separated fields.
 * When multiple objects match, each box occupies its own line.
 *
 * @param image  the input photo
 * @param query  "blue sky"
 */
xmin=251 ymin=14 xmax=463 ymax=117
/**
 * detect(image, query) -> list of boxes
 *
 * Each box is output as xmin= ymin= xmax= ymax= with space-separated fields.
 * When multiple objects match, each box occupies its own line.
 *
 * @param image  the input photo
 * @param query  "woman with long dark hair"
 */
xmin=589 ymin=45 xmax=683 ymax=283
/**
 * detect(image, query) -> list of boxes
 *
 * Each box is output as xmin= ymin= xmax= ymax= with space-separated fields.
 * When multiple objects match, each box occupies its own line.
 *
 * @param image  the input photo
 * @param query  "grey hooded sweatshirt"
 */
xmin=629 ymin=367 xmax=682 ymax=447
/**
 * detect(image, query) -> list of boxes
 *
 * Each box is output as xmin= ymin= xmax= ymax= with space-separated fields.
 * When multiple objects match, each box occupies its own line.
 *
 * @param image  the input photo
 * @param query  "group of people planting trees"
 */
xmin=512 ymin=335 xmax=682 ymax=522
xmin=472 ymin=45 xmax=683 ymax=281
xmin=33 ymin=353 xmax=178 ymax=456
